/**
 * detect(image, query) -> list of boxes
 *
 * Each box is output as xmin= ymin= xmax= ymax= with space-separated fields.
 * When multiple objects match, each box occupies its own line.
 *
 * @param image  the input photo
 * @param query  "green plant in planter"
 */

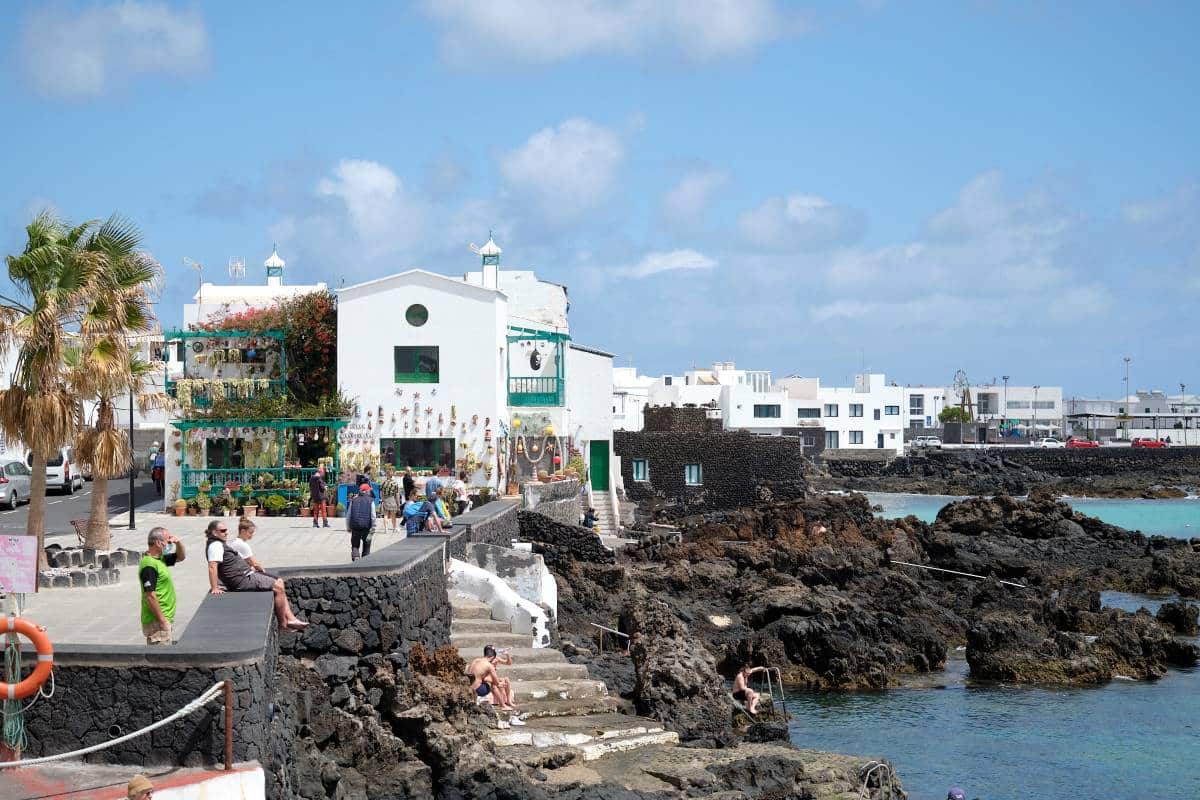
xmin=335 ymin=502 xmax=345 ymax=517
xmin=476 ymin=487 xmax=492 ymax=505
xmin=194 ymin=493 xmax=212 ymax=514
xmin=263 ymin=494 xmax=287 ymax=515
xmin=198 ymin=480 xmax=213 ymax=493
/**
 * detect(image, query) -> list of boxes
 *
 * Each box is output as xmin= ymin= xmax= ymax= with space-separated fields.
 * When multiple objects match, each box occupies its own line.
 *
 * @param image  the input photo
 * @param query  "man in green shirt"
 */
xmin=138 ymin=526 xmax=186 ymax=645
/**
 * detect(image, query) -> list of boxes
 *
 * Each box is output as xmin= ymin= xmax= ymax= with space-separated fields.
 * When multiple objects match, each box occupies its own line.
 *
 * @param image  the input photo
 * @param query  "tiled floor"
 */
xmin=14 ymin=513 xmax=416 ymax=646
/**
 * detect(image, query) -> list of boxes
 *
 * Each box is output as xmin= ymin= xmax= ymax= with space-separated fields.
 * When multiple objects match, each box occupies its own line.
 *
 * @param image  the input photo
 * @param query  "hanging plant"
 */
xmin=211 ymin=348 xmax=226 ymax=363
xmin=227 ymin=348 xmax=241 ymax=362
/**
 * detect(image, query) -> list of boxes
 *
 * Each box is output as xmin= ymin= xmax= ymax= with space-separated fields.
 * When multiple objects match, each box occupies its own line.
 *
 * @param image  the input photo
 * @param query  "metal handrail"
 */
xmin=758 ymin=666 xmax=790 ymax=720
xmin=589 ymin=622 xmax=629 ymax=655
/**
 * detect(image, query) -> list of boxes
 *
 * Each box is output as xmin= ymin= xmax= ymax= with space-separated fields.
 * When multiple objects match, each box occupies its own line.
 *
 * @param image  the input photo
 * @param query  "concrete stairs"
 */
xmin=590 ymin=491 xmax=638 ymax=552
xmin=448 ymin=590 xmax=679 ymax=763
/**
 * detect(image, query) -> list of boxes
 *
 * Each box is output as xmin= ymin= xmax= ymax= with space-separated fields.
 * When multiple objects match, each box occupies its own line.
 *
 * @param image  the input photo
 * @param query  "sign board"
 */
xmin=0 ymin=535 xmax=38 ymax=594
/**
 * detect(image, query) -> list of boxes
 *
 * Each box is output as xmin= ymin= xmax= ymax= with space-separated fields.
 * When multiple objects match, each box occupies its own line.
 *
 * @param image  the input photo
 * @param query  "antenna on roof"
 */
xmin=183 ymin=256 xmax=205 ymax=310
xmin=228 ymin=257 xmax=245 ymax=281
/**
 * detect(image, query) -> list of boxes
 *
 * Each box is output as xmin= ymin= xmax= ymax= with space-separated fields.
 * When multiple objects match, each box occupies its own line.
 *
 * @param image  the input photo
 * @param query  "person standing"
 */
xmin=402 ymin=467 xmax=415 ymax=501
xmin=138 ymin=527 xmax=186 ymax=645
xmin=346 ymin=483 xmax=376 ymax=560
xmin=425 ymin=468 xmax=443 ymax=501
xmin=379 ymin=470 xmax=402 ymax=532
xmin=309 ymin=467 xmax=328 ymax=529
xmin=151 ymin=449 xmax=165 ymax=496
xmin=452 ymin=470 xmax=471 ymax=515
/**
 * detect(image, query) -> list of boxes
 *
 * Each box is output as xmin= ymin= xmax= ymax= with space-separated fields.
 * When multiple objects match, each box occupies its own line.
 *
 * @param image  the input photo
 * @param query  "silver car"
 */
xmin=0 ymin=459 xmax=32 ymax=509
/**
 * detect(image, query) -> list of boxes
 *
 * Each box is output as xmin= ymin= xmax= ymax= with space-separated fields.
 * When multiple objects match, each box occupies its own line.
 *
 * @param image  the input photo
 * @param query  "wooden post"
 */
xmin=223 ymin=679 xmax=233 ymax=771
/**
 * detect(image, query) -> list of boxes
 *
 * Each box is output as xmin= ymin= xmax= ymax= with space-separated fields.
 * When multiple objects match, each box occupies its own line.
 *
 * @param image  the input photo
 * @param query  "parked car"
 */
xmin=1131 ymin=438 xmax=1168 ymax=449
xmin=911 ymin=436 xmax=943 ymax=449
xmin=1035 ymin=438 xmax=1065 ymax=448
xmin=26 ymin=446 xmax=84 ymax=494
xmin=1065 ymin=438 xmax=1100 ymax=448
xmin=0 ymin=459 xmax=32 ymax=510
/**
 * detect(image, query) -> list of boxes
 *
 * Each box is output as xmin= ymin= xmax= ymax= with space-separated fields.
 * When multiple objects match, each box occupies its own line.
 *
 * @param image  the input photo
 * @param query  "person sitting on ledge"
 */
xmin=205 ymin=520 xmax=308 ymax=631
xmin=403 ymin=489 xmax=443 ymax=535
xmin=230 ymin=517 xmax=274 ymax=576
xmin=582 ymin=507 xmax=597 ymax=529
xmin=732 ymin=665 xmax=768 ymax=715
xmin=466 ymin=644 xmax=522 ymax=720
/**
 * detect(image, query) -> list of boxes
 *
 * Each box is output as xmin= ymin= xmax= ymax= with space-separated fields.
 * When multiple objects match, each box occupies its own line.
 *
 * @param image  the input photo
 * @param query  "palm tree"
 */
xmin=67 ymin=218 xmax=163 ymax=549
xmin=1 ymin=213 xmax=162 ymax=561
xmin=0 ymin=212 xmax=97 ymax=567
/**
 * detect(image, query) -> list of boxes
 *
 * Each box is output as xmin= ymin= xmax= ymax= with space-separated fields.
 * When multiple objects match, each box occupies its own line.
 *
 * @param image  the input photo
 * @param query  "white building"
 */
xmin=181 ymin=246 xmax=327 ymax=329
xmin=903 ymin=382 xmax=1065 ymax=437
xmin=336 ymin=238 xmax=616 ymax=494
xmin=612 ymin=367 xmax=656 ymax=431
xmin=1067 ymin=390 xmax=1200 ymax=443
xmin=630 ymin=362 xmax=909 ymax=454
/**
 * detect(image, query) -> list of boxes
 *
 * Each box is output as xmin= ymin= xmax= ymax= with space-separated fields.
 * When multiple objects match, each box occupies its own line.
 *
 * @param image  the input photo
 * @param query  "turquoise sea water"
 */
xmin=785 ymin=492 xmax=1200 ymax=798
xmin=865 ymin=492 xmax=1200 ymax=539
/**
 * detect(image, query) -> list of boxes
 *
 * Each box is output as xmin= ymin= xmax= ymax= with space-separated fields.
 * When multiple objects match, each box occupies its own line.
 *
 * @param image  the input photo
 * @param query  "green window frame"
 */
xmin=394 ymin=346 xmax=439 ymax=383
xmin=632 ymin=459 xmax=648 ymax=481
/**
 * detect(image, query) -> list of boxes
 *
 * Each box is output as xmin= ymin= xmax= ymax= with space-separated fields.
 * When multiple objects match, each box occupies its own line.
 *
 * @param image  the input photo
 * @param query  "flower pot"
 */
xmin=187 ymin=509 xmax=198 ymax=516
xmin=300 ymin=507 xmax=312 ymax=517
xmin=174 ymin=507 xmax=186 ymax=517
xmin=243 ymin=506 xmax=257 ymax=518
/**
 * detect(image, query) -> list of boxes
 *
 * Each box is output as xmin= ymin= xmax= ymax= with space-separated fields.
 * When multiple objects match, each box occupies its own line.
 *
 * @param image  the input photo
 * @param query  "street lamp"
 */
xmin=1123 ymin=356 xmax=1132 ymax=440
xmin=1032 ymin=383 xmax=1041 ymax=441
xmin=1002 ymin=376 xmax=1010 ymax=442
xmin=1181 ymin=383 xmax=1188 ymax=447
xmin=128 ymin=393 xmax=135 ymax=530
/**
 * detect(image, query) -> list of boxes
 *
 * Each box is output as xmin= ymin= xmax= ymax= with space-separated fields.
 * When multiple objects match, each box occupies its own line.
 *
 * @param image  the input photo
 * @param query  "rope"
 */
xmin=859 ymin=760 xmax=895 ymax=799
xmin=3 ymin=633 xmax=27 ymax=752
xmin=891 ymin=560 xmax=1027 ymax=589
xmin=0 ymin=682 xmax=225 ymax=769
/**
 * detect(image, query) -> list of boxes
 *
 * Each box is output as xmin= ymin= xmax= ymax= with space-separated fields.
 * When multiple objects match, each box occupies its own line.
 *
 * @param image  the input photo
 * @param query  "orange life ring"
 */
xmin=1 ymin=616 xmax=53 ymax=700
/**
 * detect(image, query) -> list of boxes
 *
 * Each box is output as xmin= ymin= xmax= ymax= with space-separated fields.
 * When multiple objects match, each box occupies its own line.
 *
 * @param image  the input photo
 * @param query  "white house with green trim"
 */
xmin=335 ymin=238 xmax=615 ymax=495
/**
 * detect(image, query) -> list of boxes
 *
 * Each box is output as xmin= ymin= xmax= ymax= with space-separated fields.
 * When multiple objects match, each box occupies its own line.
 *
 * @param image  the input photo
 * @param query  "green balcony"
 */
xmin=508 ymin=377 xmax=564 ymax=407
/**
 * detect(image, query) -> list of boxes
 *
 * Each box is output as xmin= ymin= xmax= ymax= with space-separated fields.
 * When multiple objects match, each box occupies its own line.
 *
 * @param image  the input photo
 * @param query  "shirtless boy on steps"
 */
xmin=466 ymin=645 xmax=524 ymax=724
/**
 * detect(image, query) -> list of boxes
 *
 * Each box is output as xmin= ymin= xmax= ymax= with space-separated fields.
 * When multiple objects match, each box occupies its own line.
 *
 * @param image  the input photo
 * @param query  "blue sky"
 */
xmin=2 ymin=1 xmax=1198 ymax=397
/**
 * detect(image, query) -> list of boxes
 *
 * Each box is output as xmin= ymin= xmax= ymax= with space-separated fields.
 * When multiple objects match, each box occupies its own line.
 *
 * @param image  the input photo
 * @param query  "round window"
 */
xmin=405 ymin=304 xmax=429 ymax=327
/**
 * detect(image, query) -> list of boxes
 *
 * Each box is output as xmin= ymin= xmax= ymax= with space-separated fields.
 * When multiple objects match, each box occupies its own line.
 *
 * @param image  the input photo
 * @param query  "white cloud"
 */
xmin=422 ymin=0 xmax=809 ymax=64
xmin=661 ymin=168 xmax=729 ymax=232
xmin=738 ymin=193 xmax=864 ymax=251
xmin=316 ymin=159 xmax=429 ymax=256
xmin=499 ymin=118 xmax=625 ymax=226
xmin=616 ymin=249 xmax=717 ymax=279
xmin=18 ymin=1 xmax=208 ymax=99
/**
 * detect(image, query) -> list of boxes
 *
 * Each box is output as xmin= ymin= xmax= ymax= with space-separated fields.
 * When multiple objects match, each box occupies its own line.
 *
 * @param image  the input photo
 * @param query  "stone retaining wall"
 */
xmin=614 ymin=430 xmax=808 ymax=517
xmin=521 ymin=478 xmax=581 ymax=526
xmin=825 ymin=447 xmax=1200 ymax=480
xmin=517 ymin=509 xmax=615 ymax=568
xmin=22 ymin=591 xmax=278 ymax=767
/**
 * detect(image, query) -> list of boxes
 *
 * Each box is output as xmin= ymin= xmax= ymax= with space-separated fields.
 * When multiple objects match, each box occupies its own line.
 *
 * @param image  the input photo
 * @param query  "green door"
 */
xmin=589 ymin=440 xmax=610 ymax=491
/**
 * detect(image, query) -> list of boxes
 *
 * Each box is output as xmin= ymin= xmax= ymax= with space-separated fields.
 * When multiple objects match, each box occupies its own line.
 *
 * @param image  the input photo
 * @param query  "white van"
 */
xmin=27 ymin=447 xmax=85 ymax=494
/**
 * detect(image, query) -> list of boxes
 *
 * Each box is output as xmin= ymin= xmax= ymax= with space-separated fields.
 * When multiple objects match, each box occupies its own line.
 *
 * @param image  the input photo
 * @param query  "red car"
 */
xmin=1066 ymin=439 xmax=1100 ymax=448
xmin=1131 ymin=438 xmax=1168 ymax=448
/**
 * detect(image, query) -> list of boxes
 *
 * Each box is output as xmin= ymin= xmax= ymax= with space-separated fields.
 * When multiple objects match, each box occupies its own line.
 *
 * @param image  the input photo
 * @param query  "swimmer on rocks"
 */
xmin=466 ymin=645 xmax=524 ymax=724
xmin=732 ymin=665 xmax=768 ymax=714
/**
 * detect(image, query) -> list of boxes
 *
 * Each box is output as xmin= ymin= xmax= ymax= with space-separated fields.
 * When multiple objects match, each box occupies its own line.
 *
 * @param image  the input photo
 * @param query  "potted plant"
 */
xmin=285 ymin=500 xmax=300 ymax=517
xmin=195 ymin=492 xmax=212 ymax=516
xmin=263 ymin=494 xmax=287 ymax=517
xmin=335 ymin=502 xmax=345 ymax=518
xmin=243 ymin=497 xmax=258 ymax=518
xmin=300 ymin=488 xmax=312 ymax=516
xmin=186 ymin=498 xmax=199 ymax=516
xmin=173 ymin=498 xmax=187 ymax=517
xmin=198 ymin=480 xmax=212 ymax=494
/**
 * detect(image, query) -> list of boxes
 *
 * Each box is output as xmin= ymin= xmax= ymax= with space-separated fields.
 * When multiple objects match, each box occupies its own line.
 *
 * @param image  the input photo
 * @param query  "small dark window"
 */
xmin=405 ymin=304 xmax=429 ymax=327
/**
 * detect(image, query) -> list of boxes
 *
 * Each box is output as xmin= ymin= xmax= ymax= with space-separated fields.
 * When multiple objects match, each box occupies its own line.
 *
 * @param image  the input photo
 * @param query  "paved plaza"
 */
xmin=14 ymin=513 xmax=417 ymax=646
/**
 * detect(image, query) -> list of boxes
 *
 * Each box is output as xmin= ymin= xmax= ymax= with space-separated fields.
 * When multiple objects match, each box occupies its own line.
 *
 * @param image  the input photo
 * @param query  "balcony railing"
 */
xmin=508 ymin=377 xmax=564 ymax=407
xmin=180 ymin=466 xmax=319 ymax=499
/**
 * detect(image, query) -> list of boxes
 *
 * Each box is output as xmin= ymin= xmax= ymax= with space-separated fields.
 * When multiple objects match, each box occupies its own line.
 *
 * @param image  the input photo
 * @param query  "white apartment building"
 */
xmin=627 ymin=362 xmax=909 ymax=454
xmin=1067 ymin=390 xmax=1200 ymax=443
xmin=337 ymin=238 xmax=616 ymax=493
xmin=903 ymin=382 xmax=1064 ymax=437
xmin=612 ymin=367 xmax=656 ymax=431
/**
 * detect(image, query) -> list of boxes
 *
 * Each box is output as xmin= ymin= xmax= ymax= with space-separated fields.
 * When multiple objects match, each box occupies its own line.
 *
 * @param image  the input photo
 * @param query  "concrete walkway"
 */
xmin=16 ymin=513 xmax=417 ymax=646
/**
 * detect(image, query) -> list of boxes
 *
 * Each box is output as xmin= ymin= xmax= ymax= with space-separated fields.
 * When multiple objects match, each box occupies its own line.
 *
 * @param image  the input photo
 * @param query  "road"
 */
xmin=0 ymin=475 xmax=162 ymax=540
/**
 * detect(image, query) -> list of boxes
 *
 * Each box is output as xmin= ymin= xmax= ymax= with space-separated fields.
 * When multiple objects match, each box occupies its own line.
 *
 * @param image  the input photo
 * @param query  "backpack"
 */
xmin=348 ymin=495 xmax=374 ymax=530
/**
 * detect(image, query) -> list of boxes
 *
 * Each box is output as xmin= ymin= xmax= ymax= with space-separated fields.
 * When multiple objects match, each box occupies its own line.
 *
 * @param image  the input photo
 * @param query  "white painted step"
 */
xmin=579 ymin=731 xmax=680 ymax=761
xmin=498 ymin=662 xmax=590 ymax=681
xmin=489 ymin=714 xmax=664 ymax=748
xmin=492 ymin=647 xmax=568 ymax=664
xmin=450 ymin=601 xmax=493 ymax=620
xmin=450 ymin=632 xmax=534 ymax=651
xmin=507 ymin=678 xmax=609 ymax=703
xmin=451 ymin=619 xmax=515 ymax=634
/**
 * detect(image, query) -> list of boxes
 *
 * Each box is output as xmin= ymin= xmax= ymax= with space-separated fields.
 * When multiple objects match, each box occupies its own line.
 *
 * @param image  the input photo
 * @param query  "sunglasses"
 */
xmin=216 ymin=528 xmax=227 ymax=533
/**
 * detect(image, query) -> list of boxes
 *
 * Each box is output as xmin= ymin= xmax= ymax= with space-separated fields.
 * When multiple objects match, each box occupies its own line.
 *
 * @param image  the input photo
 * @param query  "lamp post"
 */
xmin=1123 ymin=356 xmax=1132 ymax=440
xmin=128 ymin=392 xmax=136 ymax=530
xmin=1032 ymin=385 xmax=1040 ymax=442
xmin=1176 ymin=383 xmax=1185 ymax=448
xmin=1002 ymin=375 xmax=1010 ymax=442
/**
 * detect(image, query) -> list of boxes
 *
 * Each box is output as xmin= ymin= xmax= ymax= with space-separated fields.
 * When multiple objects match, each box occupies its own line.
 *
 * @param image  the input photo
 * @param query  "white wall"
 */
xmin=338 ymin=271 xmax=507 ymax=487
xmin=819 ymin=374 xmax=905 ymax=453
xmin=719 ymin=384 xmax=790 ymax=434
xmin=566 ymin=346 xmax=614 ymax=446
